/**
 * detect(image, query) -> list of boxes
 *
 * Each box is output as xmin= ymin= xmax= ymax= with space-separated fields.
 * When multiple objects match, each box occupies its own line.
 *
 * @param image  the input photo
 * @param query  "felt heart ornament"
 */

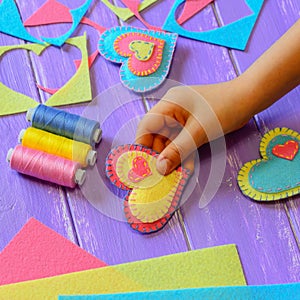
xmin=238 ymin=128 xmax=300 ymax=202
xmin=99 ymin=26 xmax=177 ymax=92
xmin=106 ymin=144 xmax=191 ymax=233
xmin=272 ymin=140 xmax=299 ymax=160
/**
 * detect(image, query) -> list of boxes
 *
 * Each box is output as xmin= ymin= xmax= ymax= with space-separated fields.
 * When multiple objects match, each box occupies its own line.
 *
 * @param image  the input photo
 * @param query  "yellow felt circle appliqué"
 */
xmin=238 ymin=127 xmax=300 ymax=201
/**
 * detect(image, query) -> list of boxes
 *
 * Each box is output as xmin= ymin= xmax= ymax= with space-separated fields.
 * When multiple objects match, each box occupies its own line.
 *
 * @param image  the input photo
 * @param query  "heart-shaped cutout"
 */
xmin=128 ymin=156 xmax=152 ymax=183
xmin=114 ymin=33 xmax=164 ymax=76
xmin=238 ymin=128 xmax=300 ymax=202
xmin=0 ymin=34 xmax=91 ymax=116
xmin=99 ymin=26 xmax=177 ymax=92
xmin=272 ymin=140 xmax=299 ymax=160
xmin=106 ymin=144 xmax=191 ymax=234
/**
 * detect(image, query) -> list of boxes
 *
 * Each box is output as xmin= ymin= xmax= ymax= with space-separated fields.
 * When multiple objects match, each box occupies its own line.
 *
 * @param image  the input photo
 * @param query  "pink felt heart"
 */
xmin=272 ymin=140 xmax=299 ymax=160
xmin=114 ymin=32 xmax=165 ymax=76
xmin=128 ymin=156 xmax=152 ymax=183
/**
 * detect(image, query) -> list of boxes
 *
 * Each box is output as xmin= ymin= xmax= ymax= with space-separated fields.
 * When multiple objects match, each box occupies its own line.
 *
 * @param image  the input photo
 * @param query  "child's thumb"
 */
xmin=156 ymin=126 xmax=198 ymax=175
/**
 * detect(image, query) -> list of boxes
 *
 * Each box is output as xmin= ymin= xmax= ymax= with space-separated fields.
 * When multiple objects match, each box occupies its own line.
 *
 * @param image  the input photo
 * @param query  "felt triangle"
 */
xmin=163 ymin=0 xmax=264 ymax=50
xmin=101 ymin=0 xmax=158 ymax=22
xmin=0 ymin=0 xmax=43 ymax=44
xmin=41 ymin=0 xmax=92 ymax=46
xmin=24 ymin=0 xmax=106 ymax=34
xmin=177 ymin=0 xmax=214 ymax=25
xmin=0 ymin=245 xmax=246 ymax=298
xmin=120 ymin=0 xmax=161 ymax=31
xmin=0 ymin=218 xmax=106 ymax=285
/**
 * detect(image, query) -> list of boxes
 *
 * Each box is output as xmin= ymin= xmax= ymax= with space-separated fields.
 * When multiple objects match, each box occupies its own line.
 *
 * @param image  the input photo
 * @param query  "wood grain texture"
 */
xmin=0 ymin=0 xmax=299 ymax=287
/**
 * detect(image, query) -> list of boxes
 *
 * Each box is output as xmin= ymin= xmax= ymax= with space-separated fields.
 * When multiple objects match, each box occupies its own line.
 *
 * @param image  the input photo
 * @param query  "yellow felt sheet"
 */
xmin=0 ymin=244 xmax=246 ymax=300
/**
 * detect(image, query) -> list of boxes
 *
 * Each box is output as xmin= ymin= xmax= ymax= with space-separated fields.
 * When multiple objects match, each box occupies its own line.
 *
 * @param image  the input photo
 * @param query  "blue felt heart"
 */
xmin=163 ymin=0 xmax=264 ymax=50
xmin=238 ymin=128 xmax=300 ymax=201
xmin=98 ymin=26 xmax=177 ymax=92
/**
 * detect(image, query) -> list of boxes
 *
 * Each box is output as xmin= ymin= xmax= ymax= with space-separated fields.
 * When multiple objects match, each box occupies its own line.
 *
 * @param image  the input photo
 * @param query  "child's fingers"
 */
xmin=156 ymin=119 xmax=200 ymax=175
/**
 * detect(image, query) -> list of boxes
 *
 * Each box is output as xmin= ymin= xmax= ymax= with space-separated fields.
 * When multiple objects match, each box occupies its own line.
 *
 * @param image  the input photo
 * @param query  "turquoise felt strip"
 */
xmin=59 ymin=283 xmax=300 ymax=300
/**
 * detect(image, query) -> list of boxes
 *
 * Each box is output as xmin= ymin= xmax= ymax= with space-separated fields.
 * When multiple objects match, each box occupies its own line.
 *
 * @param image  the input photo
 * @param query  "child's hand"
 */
xmin=136 ymin=19 xmax=300 ymax=175
xmin=136 ymin=79 xmax=251 ymax=175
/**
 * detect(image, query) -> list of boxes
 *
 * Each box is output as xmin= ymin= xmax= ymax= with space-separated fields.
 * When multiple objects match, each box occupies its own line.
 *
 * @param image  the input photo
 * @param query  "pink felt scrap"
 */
xmin=177 ymin=0 xmax=214 ymax=25
xmin=24 ymin=0 xmax=104 ymax=72
xmin=0 ymin=218 xmax=106 ymax=285
xmin=114 ymin=32 xmax=165 ymax=76
xmin=120 ymin=0 xmax=162 ymax=31
xmin=24 ymin=0 xmax=106 ymax=34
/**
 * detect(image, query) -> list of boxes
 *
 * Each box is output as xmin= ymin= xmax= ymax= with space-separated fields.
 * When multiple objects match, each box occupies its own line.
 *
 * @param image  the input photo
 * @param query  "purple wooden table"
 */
xmin=0 ymin=0 xmax=300 ymax=286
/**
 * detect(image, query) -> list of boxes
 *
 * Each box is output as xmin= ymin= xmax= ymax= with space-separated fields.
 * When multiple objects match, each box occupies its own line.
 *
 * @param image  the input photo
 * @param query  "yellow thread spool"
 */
xmin=19 ymin=127 xmax=97 ymax=167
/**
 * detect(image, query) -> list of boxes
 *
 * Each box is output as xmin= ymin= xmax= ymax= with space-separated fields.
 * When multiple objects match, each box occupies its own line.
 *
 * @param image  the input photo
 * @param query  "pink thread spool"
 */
xmin=7 ymin=145 xmax=86 ymax=188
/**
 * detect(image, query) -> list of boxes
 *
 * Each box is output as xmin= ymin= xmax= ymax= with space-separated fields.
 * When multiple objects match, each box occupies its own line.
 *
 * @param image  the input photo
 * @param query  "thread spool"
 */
xmin=19 ymin=127 xmax=97 ymax=167
xmin=7 ymin=145 xmax=86 ymax=188
xmin=26 ymin=105 xmax=102 ymax=146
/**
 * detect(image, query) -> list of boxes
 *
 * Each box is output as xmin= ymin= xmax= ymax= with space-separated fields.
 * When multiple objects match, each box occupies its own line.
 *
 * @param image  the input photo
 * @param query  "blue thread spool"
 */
xmin=26 ymin=105 xmax=102 ymax=146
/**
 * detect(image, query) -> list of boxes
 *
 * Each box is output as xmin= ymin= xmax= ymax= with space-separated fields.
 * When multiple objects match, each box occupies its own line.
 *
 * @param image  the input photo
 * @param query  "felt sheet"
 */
xmin=238 ymin=127 xmax=300 ymax=201
xmin=59 ymin=283 xmax=300 ymax=300
xmin=101 ymin=0 xmax=158 ymax=21
xmin=24 ymin=0 xmax=106 ymax=35
xmin=120 ymin=0 xmax=161 ymax=31
xmin=0 ymin=245 xmax=246 ymax=299
xmin=163 ymin=0 xmax=265 ymax=50
xmin=0 ymin=34 xmax=91 ymax=116
xmin=41 ymin=0 xmax=92 ymax=46
xmin=0 ymin=218 xmax=106 ymax=285
xmin=0 ymin=0 xmax=43 ymax=44
xmin=99 ymin=27 xmax=177 ymax=92
xmin=106 ymin=144 xmax=191 ymax=233
xmin=177 ymin=0 xmax=214 ymax=25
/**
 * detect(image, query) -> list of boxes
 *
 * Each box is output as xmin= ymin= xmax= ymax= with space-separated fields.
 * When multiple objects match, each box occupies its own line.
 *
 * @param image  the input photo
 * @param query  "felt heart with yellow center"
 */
xmin=106 ymin=144 xmax=190 ymax=234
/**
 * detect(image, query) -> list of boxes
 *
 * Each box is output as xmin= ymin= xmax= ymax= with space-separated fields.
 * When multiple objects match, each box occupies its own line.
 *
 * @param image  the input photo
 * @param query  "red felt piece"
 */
xmin=272 ymin=140 xmax=299 ymax=161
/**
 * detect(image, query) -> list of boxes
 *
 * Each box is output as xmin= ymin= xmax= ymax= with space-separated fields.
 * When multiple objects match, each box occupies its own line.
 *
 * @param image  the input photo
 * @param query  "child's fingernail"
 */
xmin=156 ymin=156 xmax=170 ymax=175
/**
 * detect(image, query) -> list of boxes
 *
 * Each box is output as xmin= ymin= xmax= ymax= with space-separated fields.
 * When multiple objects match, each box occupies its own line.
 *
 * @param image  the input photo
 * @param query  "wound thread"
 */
xmin=27 ymin=105 xmax=102 ymax=146
xmin=7 ymin=145 xmax=86 ymax=188
xmin=19 ymin=127 xmax=97 ymax=167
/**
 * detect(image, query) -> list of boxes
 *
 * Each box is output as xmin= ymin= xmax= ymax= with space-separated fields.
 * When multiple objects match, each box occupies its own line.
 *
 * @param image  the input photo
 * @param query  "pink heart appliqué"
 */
xmin=128 ymin=156 xmax=152 ymax=183
xmin=114 ymin=32 xmax=165 ymax=76
xmin=272 ymin=140 xmax=299 ymax=161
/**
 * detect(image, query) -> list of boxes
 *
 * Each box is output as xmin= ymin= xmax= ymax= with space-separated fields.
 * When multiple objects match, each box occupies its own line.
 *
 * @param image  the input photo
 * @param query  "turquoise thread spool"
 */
xmin=26 ymin=105 xmax=102 ymax=146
